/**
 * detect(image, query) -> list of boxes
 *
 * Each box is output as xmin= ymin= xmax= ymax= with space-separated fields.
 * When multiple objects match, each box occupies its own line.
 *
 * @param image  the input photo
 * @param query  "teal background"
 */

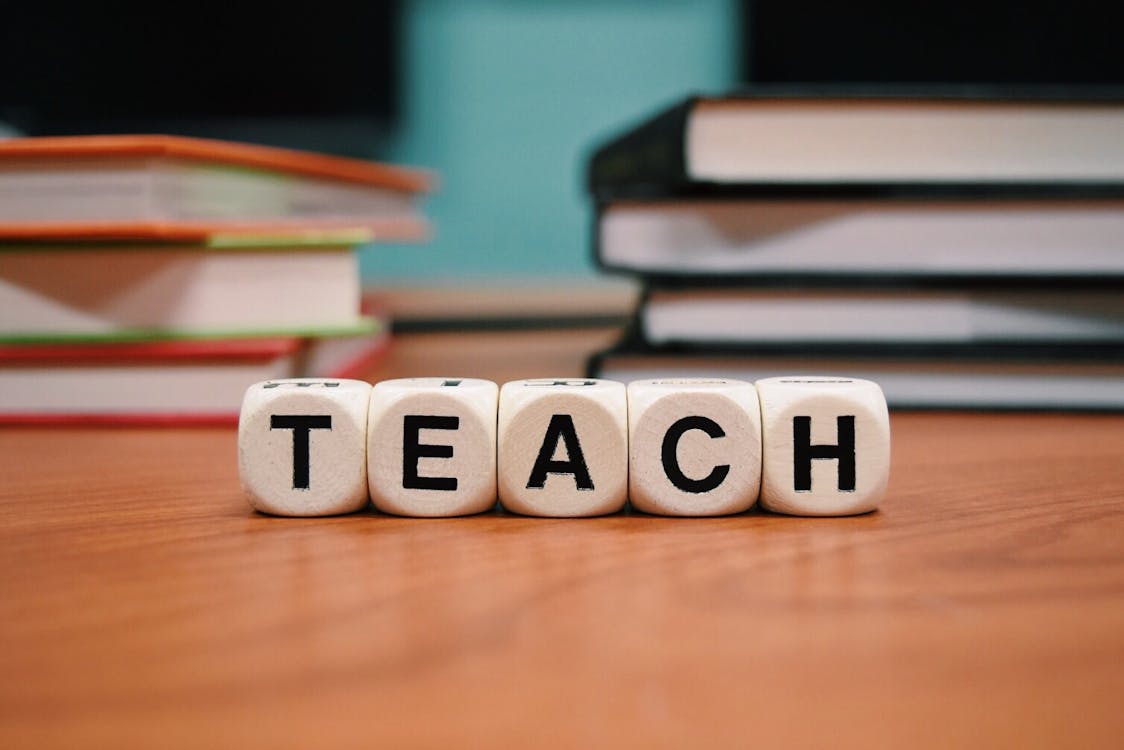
xmin=361 ymin=0 xmax=739 ymax=282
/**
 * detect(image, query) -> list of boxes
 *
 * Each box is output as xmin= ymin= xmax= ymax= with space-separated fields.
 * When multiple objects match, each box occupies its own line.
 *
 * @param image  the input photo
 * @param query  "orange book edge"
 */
xmin=0 ymin=218 xmax=429 ymax=244
xmin=0 ymin=134 xmax=434 ymax=193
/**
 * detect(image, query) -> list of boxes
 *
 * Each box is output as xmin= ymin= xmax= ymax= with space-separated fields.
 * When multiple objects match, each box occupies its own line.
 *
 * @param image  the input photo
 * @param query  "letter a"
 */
xmin=526 ymin=414 xmax=594 ymax=490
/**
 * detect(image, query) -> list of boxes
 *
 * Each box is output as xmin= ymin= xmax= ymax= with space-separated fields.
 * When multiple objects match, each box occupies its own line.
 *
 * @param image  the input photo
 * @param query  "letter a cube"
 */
xmin=628 ymin=378 xmax=762 ymax=516
xmin=367 ymin=378 xmax=498 ymax=517
xmin=498 ymin=379 xmax=627 ymax=517
xmin=238 ymin=378 xmax=372 ymax=517
xmin=755 ymin=376 xmax=891 ymax=516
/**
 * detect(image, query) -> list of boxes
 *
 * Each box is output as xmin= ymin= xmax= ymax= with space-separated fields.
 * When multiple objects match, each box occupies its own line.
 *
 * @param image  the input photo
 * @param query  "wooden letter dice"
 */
xmin=628 ymin=378 xmax=762 ymax=516
xmin=238 ymin=378 xmax=372 ymax=517
xmin=366 ymin=377 xmax=498 ymax=517
xmin=498 ymin=378 xmax=627 ymax=517
xmin=756 ymin=376 xmax=890 ymax=516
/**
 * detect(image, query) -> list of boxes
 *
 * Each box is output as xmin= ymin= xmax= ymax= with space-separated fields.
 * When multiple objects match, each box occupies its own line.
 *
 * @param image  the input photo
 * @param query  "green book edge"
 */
xmin=0 ymin=317 xmax=382 ymax=346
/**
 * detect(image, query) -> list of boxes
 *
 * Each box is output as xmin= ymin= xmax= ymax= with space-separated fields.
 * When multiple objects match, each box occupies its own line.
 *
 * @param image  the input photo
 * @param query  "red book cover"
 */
xmin=0 ymin=333 xmax=389 ymax=426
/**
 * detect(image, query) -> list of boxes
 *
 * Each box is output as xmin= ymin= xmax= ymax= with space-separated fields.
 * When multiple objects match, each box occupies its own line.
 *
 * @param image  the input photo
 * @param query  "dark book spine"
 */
xmin=585 ymin=299 xmax=650 ymax=378
xmin=633 ymin=272 xmax=1124 ymax=291
xmin=587 ymin=98 xmax=696 ymax=198
xmin=584 ymin=348 xmax=607 ymax=379
xmin=594 ymin=180 xmax=1124 ymax=201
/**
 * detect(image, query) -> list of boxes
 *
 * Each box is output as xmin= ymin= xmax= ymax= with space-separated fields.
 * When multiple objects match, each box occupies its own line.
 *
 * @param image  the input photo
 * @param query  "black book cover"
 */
xmin=587 ymin=331 xmax=1124 ymax=410
xmin=586 ymin=332 xmax=1124 ymax=411
xmin=590 ymin=194 xmax=1124 ymax=286
xmin=586 ymin=86 xmax=1124 ymax=200
xmin=587 ymin=325 xmax=1124 ymax=380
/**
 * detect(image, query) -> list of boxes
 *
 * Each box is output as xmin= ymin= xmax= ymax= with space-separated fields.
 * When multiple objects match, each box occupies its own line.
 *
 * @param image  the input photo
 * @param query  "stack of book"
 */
xmin=585 ymin=91 xmax=1124 ymax=409
xmin=0 ymin=135 xmax=432 ymax=423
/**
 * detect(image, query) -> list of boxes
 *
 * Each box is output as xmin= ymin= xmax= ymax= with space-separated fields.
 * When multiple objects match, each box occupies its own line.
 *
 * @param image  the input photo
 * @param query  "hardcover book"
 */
xmin=588 ymin=90 xmax=1124 ymax=197
xmin=0 ymin=327 xmax=389 ymax=424
xmin=595 ymin=196 xmax=1124 ymax=284
xmin=589 ymin=336 xmax=1124 ymax=411
xmin=638 ymin=288 xmax=1124 ymax=347
xmin=0 ymin=134 xmax=434 ymax=241
xmin=0 ymin=241 xmax=372 ymax=343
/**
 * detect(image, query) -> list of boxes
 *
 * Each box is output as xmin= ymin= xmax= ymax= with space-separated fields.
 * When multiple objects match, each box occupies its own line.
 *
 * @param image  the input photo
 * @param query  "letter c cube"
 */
xmin=628 ymin=378 xmax=762 ymax=516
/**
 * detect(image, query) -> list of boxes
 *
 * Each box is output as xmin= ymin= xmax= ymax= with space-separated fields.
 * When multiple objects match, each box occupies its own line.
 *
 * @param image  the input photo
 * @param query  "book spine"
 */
xmin=587 ymin=98 xmax=696 ymax=198
xmin=593 ymin=180 xmax=1124 ymax=202
xmin=633 ymin=272 xmax=1124 ymax=291
xmin=585 ymin=314 xmax=651 ymax=379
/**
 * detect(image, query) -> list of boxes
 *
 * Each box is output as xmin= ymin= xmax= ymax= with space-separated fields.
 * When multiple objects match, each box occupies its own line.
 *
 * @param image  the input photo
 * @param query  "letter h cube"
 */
xmin=756 ymin=376 xmax=891 ymax=516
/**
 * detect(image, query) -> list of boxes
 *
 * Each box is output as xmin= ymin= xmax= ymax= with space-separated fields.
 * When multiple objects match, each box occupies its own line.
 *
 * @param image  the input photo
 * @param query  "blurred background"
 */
xmin=4 ymin=0 xmax=1122 ymax=284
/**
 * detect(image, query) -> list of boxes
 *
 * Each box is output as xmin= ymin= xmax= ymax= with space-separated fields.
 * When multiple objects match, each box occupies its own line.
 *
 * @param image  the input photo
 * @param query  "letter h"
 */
xmin=792 ymin=415 xmax=856 ymax=492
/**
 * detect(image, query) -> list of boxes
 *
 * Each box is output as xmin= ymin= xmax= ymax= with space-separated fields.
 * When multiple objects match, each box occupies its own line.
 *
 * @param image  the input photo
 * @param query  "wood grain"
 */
xmin=2 ymin=332 xmax=1123 ymax=748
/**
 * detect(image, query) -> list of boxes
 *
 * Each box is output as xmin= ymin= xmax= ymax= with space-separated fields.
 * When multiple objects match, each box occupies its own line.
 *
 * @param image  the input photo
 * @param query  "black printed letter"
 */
xmin=270 ymin=415 xmax=332 ymax=489
xmin=403 ymin=415 xmax=459 ymax=491
xmin=793 ymin=415 xmax=855 ymax=492
xmin=661 ymin=416 xmax=729 ymax=493
xmin=526 ymin=414 xmax=594 ymax=490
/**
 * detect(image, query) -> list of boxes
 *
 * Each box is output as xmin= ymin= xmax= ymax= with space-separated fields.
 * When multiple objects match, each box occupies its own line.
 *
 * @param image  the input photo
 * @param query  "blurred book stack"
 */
xmin=585 ymin=91 xmax=1124 ymax=409
xmin=0 ymin=135 xmax=433 ymax=423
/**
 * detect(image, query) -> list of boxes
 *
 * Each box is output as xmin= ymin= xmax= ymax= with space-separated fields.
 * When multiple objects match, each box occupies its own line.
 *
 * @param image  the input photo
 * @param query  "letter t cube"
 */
xmin=238 ymin=378 xmax=372 ymax=517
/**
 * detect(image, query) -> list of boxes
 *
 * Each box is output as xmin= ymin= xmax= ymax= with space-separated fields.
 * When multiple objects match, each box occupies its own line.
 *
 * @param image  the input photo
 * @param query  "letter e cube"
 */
xmin=367 ymin=378 xmax=498 ymax=517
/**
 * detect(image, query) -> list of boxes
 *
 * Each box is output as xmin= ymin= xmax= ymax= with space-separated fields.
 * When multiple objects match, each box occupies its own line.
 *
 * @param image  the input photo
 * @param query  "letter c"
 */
xmin=660 ymin=416 xmax=729 ymax=493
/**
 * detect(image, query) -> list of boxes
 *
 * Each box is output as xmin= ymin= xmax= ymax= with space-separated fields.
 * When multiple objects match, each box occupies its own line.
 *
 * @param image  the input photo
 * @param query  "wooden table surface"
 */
xmin=2 ymin=329 xmax=1123 ymax=748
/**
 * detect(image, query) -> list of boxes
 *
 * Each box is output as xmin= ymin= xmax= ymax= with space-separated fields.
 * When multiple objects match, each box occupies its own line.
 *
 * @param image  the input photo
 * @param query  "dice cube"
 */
xmin=756 ymin=376 xmax=890 ymax=516
xmin=628 ymin=378 xmax=762 ymax=516
xmin=366 ymin=377 xmax=498 ymax=517
xmin=498 ymin=378 xmax=627 ymax=517
xmin=238 ymin=378 xmax=372 ymax=517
